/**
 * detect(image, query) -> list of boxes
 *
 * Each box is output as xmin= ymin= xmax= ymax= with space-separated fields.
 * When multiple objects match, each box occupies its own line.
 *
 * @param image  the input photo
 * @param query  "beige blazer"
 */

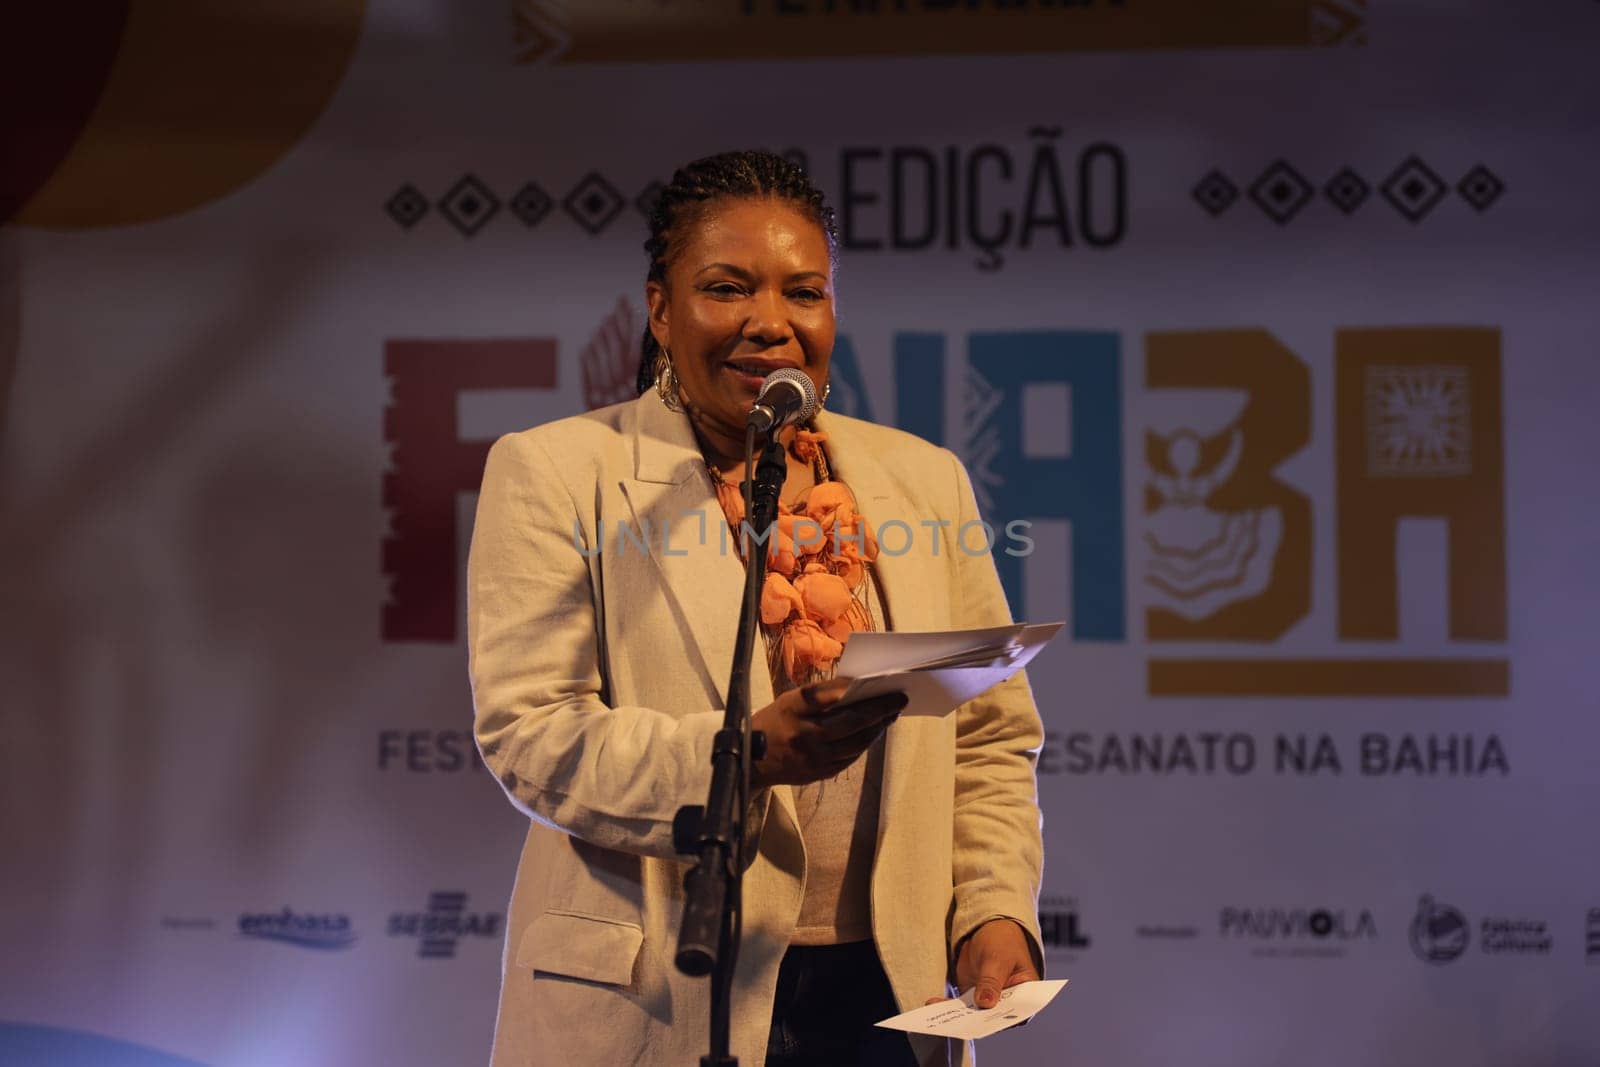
xmin=468 ymin=392 xmax=1045 ymax=1066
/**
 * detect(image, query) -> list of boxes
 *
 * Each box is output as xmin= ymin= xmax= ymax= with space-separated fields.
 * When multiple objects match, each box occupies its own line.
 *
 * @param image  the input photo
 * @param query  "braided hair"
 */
xmin=635 ymin=150 xmax=839 ymax=395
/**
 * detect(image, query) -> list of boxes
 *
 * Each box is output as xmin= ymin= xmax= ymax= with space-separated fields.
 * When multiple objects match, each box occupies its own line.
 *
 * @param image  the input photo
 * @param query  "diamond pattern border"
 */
xmin=562 ymin=172 xmax=626 ymax=235
xmin=1248 ymin=160 xmax=1314 ymax=225
xmin=634 ymin=180 xmax=665 ymax=220
xmin=438 ymin=174 xmax=500 ymax=237
xmin=1192 ymin=170 xmax=1239 ymax=217
xmin=1380 ymin=156 xmax=1448 ymax=223
xmin=1323 ymin=167 xmax=1370 ymax=215
xmin=510 ymin=181 xmax=553 ymax=228
xmin=1456 ymin=165 xmax=1505 ymax=213
xmin=385 ymin=184 xmax=429 ymax=230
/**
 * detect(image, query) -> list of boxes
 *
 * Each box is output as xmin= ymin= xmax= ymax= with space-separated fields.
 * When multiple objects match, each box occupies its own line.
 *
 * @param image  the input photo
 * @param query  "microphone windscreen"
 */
xmin=759 ymin=367 xmax=819 ymax=425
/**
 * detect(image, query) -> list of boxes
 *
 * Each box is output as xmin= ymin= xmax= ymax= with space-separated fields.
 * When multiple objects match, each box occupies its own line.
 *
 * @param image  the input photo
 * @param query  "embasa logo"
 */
xmin=1409 ymin=894 xmax=1469 ymax=963
xmin=238 ymin=908 xmax=357 ymax=950
xmin=388 ymin=891 xmax=504 ymax=959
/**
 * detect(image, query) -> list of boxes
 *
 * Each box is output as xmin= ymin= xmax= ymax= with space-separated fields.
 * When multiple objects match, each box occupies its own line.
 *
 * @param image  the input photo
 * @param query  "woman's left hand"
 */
xmin=926 ymin=917 xmax=1040 ymax=1008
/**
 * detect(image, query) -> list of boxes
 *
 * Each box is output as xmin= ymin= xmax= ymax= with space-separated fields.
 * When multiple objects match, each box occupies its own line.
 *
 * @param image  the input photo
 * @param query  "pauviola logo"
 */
xmin=1216 ymin=908 xmax=1369 ymax=947
xmin=1409 ymin=894 xmax=1470 ymax=963
xmin=238 ymin=908 xmax=357 ymax=950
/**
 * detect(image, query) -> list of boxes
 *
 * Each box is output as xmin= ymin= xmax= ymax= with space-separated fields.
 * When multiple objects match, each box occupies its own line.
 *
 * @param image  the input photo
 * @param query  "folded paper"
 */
xmin=836 ymin=622 xmax=1064 ymax=717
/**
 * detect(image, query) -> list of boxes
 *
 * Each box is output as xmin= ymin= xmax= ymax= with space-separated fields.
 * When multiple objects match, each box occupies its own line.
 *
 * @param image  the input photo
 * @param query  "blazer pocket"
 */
xmin=517 ymin=909 xmax=644 ymax=987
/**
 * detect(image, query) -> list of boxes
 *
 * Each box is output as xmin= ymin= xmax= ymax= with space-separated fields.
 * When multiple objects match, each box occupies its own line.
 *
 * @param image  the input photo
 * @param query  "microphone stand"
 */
xmin=673 ymin=426 xmax=787 ymax=1067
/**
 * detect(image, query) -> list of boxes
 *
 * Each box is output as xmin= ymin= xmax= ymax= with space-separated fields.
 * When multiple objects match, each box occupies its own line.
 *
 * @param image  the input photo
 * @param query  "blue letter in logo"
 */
xmin=822 ymin=334 xmax=877 ymax=423
xmin=897 ymin=330 xmax=1125 ymax=640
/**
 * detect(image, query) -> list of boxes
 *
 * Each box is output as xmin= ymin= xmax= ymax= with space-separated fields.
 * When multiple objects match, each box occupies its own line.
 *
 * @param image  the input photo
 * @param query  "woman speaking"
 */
xmin=467 ymin=150 xmax=1045 ymax=1066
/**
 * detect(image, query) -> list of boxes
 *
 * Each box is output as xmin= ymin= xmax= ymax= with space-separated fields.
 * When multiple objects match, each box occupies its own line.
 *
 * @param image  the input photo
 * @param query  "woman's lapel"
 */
xmin=621 ymin=395 xmax=801 ymax=852
xmin=622 ymin=400 xmax=956 ymax=861
xmin=619 ymin=394 xmax=746 ymax=709
xmin=812 ymin=410 xmax=944 ymax=634
xmin=621 ymin=400 xmax=948 ymax=701
xmin=815 ymin=410 xmax=953 ymax=840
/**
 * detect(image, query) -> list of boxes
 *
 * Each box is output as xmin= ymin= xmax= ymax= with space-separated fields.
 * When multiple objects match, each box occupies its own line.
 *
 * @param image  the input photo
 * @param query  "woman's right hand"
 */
xmin=749 ymin=678 xmax=907 ymax=788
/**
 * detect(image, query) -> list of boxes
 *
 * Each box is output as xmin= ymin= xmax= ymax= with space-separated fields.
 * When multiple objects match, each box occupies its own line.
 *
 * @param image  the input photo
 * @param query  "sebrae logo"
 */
xmin=238 ymin=908 xmax=357 ymax=951
xmin=388 ymin=891 xmax=504 ymax=959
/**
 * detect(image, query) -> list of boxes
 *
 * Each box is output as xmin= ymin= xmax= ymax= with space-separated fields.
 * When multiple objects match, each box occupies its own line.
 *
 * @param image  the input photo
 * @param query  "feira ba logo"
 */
xmin=238 ymin=908 xmax=357 ymax=950
xmin=380 ymin=319 xmax=1508 ymax=700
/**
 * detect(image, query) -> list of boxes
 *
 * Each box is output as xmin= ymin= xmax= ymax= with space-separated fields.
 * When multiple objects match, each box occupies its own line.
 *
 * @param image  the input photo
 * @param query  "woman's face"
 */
xmin=647 ymin=197 xmax=835 ymax=442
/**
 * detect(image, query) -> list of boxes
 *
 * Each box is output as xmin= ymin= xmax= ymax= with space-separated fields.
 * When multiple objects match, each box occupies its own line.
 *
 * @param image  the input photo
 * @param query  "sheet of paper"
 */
xmin=835 ymin=622 xmax=1064 ymax=717
xmin=874 ymin=979 xmax=1070 ymax=1040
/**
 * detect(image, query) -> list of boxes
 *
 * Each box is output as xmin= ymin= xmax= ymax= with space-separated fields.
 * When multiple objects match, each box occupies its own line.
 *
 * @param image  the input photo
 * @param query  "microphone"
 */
xmin=746 ymin=367 xmax=819 ymax=434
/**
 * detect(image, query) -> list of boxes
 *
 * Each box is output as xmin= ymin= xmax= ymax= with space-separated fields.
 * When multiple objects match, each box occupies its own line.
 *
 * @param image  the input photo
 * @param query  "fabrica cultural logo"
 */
xmin=1409 ymin=895 xmax=1470 ymax=963
xmin=238 ymin=908 xmax=357 ymax=950
xmin=1220 ymin=906 xmax=1377 ymax=957
xmin=1480 ymin=916 xmax=1552 ymax=955
xmin=1407 ymin=894 xmax=1552 ymax=961
xmin=388 ymin=891 xmax=504 ymax=959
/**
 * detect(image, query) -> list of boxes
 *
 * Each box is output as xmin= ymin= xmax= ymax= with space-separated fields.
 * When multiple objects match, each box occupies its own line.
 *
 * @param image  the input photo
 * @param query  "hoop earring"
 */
xmin=654 ymin=349 xmax=685 ymax=413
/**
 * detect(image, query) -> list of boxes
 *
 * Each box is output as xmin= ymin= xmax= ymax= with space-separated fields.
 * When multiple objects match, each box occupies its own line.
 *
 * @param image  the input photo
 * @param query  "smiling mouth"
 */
xmin=724 ymin=360 xmax=794 ymax=377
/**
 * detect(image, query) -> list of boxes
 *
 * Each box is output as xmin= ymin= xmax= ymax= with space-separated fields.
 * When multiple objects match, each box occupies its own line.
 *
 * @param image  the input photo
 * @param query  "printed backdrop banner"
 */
xmin=2 ymin=2 xmax=1598 ymax=1065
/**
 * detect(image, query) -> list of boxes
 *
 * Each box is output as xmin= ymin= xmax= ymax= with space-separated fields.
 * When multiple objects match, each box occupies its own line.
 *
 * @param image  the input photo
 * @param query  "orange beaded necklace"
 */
xmin=704 ymin=429 xmax=880 ymax=688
